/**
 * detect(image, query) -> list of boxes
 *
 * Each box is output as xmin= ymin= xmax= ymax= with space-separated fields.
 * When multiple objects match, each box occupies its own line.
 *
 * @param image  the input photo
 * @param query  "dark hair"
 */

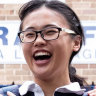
xmin=19 ymin=0 xmax=86 ymax=86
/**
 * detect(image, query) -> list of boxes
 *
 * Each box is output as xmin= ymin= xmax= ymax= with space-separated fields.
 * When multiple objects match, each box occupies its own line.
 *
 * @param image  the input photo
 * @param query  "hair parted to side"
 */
xmin=18 ymin=0 xmax=86 ymax=86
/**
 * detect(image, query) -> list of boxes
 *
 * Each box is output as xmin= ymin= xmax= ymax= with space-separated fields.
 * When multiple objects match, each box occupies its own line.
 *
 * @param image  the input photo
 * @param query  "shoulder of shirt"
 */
xmin=19 ymin=81 xmax=86 ymax=96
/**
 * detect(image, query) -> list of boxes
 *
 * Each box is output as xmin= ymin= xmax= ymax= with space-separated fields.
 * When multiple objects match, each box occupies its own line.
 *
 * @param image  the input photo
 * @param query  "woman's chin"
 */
xmin=32 ymin=66 xmax=52 ymax=80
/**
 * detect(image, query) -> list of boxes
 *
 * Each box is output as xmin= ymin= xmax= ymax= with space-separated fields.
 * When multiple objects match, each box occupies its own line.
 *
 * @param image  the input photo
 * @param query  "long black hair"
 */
xmin=18 ymin=0 xmax=86 ymax=87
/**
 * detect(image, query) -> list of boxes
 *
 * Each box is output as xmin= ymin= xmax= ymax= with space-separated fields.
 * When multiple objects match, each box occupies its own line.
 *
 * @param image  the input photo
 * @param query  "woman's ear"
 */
xmin=73 ymin=35 xmax=82 ymax=52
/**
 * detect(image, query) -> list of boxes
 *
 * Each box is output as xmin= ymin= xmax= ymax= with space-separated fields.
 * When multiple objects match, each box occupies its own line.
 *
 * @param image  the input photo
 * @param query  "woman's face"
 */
xmin=21 ymin=7 xmax=79 ymax=80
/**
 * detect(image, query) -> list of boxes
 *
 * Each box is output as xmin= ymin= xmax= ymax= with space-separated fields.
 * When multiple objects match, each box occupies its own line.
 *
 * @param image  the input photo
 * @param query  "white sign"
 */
xmin=0 ymin=21 xmax=96 ymax=64
xmin=72 ymin=21 xmax=96 ymax=64
xmin=0 ymin=21 xmax=26 ymax=64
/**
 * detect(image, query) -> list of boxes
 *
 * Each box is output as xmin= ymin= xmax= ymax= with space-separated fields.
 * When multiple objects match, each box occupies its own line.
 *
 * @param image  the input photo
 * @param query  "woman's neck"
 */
xmin=34 ymin=74 xmax=70 ymax=96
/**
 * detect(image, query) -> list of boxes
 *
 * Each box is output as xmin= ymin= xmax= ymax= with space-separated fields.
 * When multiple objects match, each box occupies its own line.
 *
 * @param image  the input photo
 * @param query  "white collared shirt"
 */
xmin=19 ymin=81 xmax=85 ymax=96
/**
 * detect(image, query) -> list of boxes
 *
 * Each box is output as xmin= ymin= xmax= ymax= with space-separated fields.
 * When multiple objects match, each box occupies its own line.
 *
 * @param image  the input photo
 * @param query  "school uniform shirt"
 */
xmin=19 ymin=81 xmax=86 ymax=96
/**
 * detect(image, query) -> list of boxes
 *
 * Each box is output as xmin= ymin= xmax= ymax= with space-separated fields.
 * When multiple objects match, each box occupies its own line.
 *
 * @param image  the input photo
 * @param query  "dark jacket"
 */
xmin=23 ymin=91 xmax=88 ymax=96
xmin=0 ymin=85 xmax=88 ymax=96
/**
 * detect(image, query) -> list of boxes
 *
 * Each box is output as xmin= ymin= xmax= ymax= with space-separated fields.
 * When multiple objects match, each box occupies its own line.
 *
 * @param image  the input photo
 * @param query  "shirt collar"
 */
xmin=19 ymin=81 xmax=44 ymax=95
xmin=55 ymin=82 xmax=85 ymax=95
xmin=19 ymin=81 xmax=85 ymax=96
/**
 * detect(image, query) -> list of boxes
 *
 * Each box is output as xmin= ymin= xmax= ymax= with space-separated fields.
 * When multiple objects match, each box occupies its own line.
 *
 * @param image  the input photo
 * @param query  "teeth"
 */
xmin=34 ymin=52 xmax=50 ymax=57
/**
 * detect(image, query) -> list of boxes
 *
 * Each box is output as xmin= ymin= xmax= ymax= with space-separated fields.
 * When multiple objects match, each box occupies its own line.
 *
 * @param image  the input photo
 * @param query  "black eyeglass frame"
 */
xmin=18 ymin=27 xmax=76 ymax=43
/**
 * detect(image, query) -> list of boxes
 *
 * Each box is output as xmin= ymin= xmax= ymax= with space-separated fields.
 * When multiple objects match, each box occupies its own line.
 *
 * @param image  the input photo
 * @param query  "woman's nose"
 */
xmin=33 ymin=33 xmax=47 ymax=47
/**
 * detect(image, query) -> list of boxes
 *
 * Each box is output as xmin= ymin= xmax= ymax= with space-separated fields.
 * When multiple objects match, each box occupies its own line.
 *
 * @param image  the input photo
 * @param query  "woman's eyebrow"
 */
xmin=43 ymin=24 xmax=58 ymax=29
xmin=24 ymin=27 xmax=35 ymax=31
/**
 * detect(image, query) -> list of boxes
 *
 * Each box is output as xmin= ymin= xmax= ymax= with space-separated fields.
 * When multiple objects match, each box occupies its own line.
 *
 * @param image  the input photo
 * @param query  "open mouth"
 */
xmin=33 ymin=51 xmax=52 ymax=61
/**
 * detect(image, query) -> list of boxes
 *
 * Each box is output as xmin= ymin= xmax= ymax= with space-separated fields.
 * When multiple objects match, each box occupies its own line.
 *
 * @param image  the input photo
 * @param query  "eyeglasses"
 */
xmin=18 ymin=27 xmax=76 ymax=43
